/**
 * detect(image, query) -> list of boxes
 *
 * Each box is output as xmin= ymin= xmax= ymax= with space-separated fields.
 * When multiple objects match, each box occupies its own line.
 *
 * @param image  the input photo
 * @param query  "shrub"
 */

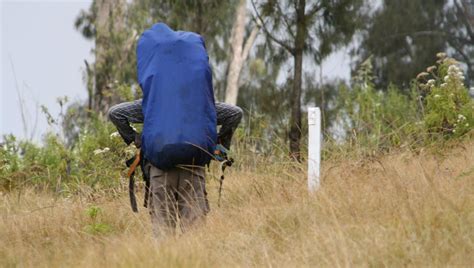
xmin=0 ymin=117 xmax=134 ymax=193
xmin=417 ymin=54 xmax=474 ymax=138
xmin=333 ymin=54 xmax=473 ymax=157
xmin=2 ymin=54 xmax=472 ymax=193
xmin=335 ymin=58 xmax=423 ymax=154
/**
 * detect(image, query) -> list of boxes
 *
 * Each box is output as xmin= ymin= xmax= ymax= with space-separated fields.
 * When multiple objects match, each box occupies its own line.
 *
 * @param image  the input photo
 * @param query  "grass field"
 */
xmin=1 ymin=141 xmax=473 ymax=267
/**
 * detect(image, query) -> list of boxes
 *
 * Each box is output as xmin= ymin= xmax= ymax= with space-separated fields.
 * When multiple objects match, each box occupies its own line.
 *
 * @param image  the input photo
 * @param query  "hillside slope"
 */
xmin=1 ymin=141 xmax=473 ymax=267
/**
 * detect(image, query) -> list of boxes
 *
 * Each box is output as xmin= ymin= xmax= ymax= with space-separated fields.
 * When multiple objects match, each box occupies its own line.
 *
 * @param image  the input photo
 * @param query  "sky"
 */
xmin=1 ymin=0 xmax=352 ymax=144
xmin=1 ymin=0 xmax=93 ymax=142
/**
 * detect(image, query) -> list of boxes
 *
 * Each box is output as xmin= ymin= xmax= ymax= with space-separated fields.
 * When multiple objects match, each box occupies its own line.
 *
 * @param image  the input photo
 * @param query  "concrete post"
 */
xmin=308 ymin=107 xmax=321 ymax=192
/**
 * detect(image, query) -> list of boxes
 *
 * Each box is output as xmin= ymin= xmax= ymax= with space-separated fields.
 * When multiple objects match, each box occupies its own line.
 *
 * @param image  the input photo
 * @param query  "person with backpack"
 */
xmin=108 ymin=100 xmax=242 ymax=154
xmin=108 ymin=23 xmax=242 ymax=238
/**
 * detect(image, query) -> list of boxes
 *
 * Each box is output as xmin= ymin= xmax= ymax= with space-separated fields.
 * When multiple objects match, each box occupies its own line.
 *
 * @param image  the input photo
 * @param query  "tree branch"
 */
xmin=382 ymin=30 xmax=446 ymax=40
xmin=275 ymin=1 xmax=296 ymax=39
xmin=305 ymin=2 xmax=322 ymax=19
xmin=250 ymin=0 xmax=295 ymax=54
xmin=454 ymin=0 xmax=474 ymax=42
xmin=448 ymin=39 xmax=472 ymax=66
xmin=241 ymin=23 xmax=260 ymax=62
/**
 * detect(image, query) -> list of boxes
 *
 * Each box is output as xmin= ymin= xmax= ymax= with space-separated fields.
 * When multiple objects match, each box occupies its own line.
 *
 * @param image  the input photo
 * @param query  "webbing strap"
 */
xmin=127 ymin=152 xmax=141 ymax=177
xmin=129 ymin=172 xmax=138 ymax=212
xmin=217 ymin=158 xmax=233 ymax=207
xmin=127 ymin=151 xmax=141 ymax=213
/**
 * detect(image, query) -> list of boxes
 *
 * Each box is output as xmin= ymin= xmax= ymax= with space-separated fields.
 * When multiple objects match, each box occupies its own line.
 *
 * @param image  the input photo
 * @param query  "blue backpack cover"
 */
xmin=137 ymin=23 xmax=217 ymax=170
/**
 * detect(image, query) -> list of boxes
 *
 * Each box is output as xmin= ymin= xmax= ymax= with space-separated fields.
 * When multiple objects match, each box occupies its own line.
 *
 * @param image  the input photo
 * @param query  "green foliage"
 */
xmin=441 ymin=0 xmax=474 ymax=85
xmin=86 ymin=205 xmax=102 ymax=220
xmin=303 ymin=77 xmax=347 ymax=133
xmin=2 ymin=51 xmax=472 ymax=193
xmin=356 ymin=0 xmax=474 ymax=88
xmin=0 ymin=116 xmax=134 ymax=193
xmin=331 ymin=54 xmax=473 ymax=156
xmin=336 ymin=59 xmax=423 ymax=153
xmin=116 ymin=83 xmax=136 ymax=102
xmin=357 ymin=0 xmax=448 ymax=88
xmin=84 ymin=206 xmax=113 ymax=235
xmin=74 ymin=0 xmax=237 ymax=112
xmin=0 ymin=135 xmax=21 ymax=175
xmin=417 ymin=55 xmax=474 ymax=138
xmin=255 ymin=0 xmax=366 ymax=62
xmin=84 ymin=223 xmax=113 ymax=235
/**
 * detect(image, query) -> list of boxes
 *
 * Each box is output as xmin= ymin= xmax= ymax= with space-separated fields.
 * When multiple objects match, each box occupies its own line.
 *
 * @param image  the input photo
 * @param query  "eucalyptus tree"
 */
xmin=75 ymin=0 xmax=130 ymax=113
xmin=251 ymin=0 xmax=365 ymax=160
xmin=224 ymin=0 xmax=261 ymax=105
xmin=71 ymin=0 xmax=238 ymax=146
xmin=128 ymin=0 xmax=238 ymax=99
xmin=356 ymin=0 xmax=448 ymax=89
xmin=75 ymin=0 xmax=238 ymax=113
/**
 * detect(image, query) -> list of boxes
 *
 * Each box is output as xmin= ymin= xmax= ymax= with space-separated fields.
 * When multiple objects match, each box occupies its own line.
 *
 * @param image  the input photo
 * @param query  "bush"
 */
xmin=0 ymin=116 xmax=135 ymax=193
xmin=332 ymin=54 xmax=473 ymax=157
xmin=335 ymin=58 xmax=424 ymax=154
xmin=418 ymin=54 xmax=474 ymax=138
xmin=1 ymin=53 xmax=472 ymax=193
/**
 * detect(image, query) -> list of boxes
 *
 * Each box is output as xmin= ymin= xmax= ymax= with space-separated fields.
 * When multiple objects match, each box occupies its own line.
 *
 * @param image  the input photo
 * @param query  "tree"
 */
xmin=251 ymin=0 xmax=364 ymax=160
xmin=356 ymin=0 xmax=474 ymax=89
xmin=76 ymin=0 xmax=238 ymax=111
xmin=356 ymin=0 xmax=450 ymax=89
xmin=225 ymin=0 xmax=260 ymax=105
xmin=444 ymin=0 xmax=474 ymax=86
xmin=129 ymin=0 xmax=238 ymax=99
xmin=69 ymin=0 xmax=240 ymax=147
xmin=75 ymin=0 xmax=137 ymax=114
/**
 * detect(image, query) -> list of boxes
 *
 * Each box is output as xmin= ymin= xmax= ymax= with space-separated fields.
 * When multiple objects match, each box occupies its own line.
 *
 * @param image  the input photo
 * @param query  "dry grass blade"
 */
xmin=1 ymin=141 xmax=473 ymax=267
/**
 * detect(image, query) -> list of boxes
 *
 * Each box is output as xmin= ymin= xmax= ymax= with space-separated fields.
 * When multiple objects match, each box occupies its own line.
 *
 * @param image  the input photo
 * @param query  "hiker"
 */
xmin=108 ymin=100 xmax=242 ymax=152
xmin=108 ymin=23 xmax=242 ymax=238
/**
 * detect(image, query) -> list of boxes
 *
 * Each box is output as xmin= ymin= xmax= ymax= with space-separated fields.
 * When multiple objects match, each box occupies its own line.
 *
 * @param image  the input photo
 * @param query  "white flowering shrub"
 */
xmin=0 ymin=116 xmax=137 ymax=192
xmin=336 ymin=53 xmax=473 ymax=156
xmin=0 ymin=135 xmax=21 ymax=178
xmin=418 ymin=54 xmax=474 ymax=138
xmin=338 ymin=58 xmax=422 ymax=152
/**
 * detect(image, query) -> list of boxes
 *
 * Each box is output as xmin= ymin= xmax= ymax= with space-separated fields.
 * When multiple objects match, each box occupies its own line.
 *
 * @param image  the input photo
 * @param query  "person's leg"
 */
xmin=148 ymin=164 xmax=180 ymax=238
xmin=107 ymin=99 xmax=143 ymax=145
xmin=175 ymin=166 xmax=209 ymax=231
xmin=215 ymin=102 xmax=243 ymax=149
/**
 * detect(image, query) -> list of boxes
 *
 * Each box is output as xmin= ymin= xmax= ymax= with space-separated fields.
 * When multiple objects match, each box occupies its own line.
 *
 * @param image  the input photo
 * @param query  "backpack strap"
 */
xmin=126 ymin=151 xmax=141 ymax=213
xmin=126 ymin=150 xmax=151 ymax=213
xmin=141 ymin=154 xmax=151 ymax=208
xmin=217 ymin=157 xmax=233 ymax=207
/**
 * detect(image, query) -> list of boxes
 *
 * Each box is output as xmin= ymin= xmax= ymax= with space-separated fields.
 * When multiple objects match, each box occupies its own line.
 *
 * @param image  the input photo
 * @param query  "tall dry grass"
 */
xmin=1 ymin=141 xmax=473 ymax=267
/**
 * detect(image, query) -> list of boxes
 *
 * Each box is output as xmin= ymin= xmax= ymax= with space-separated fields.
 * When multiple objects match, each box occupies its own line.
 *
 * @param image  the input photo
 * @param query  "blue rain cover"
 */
xmin=137 ymin=23 xmax=217 ymax=170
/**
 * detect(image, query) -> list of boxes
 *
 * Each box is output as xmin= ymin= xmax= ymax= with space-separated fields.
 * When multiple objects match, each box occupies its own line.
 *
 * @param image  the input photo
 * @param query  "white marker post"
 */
xmin=308 ymin=107 xmax=321 ymax=192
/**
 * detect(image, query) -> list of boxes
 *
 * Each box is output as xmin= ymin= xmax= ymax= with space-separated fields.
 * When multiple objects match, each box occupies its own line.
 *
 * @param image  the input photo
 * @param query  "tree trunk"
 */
xmin=319 ymin=64 xmax=326 ymax=131
xmin=196 ymin=2 xmax=204 ymax=34
xmin=84 ymin=60 xmax=93 ymax=110
xmin=94 ymin=0 xmax=111 ymax=112
xmin=289 ymin=51 xmax=303 ymax=160
xmin=93 ymin=0 xmax=125 ymax=113
xmin=225 ymin=0 xmax=259 ymax=105
xmin=459 ymin=0 xmax=474 ymax=84
xmin=461 ymin=0 xmax=474 ymax=28
xmin=289 ymin=0 xmax=306 ymax=161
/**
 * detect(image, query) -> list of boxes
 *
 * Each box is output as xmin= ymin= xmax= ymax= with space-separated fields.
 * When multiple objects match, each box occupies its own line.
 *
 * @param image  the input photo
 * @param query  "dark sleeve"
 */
xmin=215 ymin=102 xmax=243 ymax=149
xmin=108 ymin=99 xmax=144 ymax=145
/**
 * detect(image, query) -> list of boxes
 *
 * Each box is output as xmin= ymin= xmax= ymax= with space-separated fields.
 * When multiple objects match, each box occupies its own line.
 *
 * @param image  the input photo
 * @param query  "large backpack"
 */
xmin=137 ymin=23 xmax=217 ymax=170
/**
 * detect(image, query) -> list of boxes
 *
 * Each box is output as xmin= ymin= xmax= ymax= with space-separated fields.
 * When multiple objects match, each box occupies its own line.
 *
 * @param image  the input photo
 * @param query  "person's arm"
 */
xmin=108 ymin=99 xmax=144 ymax=146
xmin=215 ymin=102 xmax=243 ymax=149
